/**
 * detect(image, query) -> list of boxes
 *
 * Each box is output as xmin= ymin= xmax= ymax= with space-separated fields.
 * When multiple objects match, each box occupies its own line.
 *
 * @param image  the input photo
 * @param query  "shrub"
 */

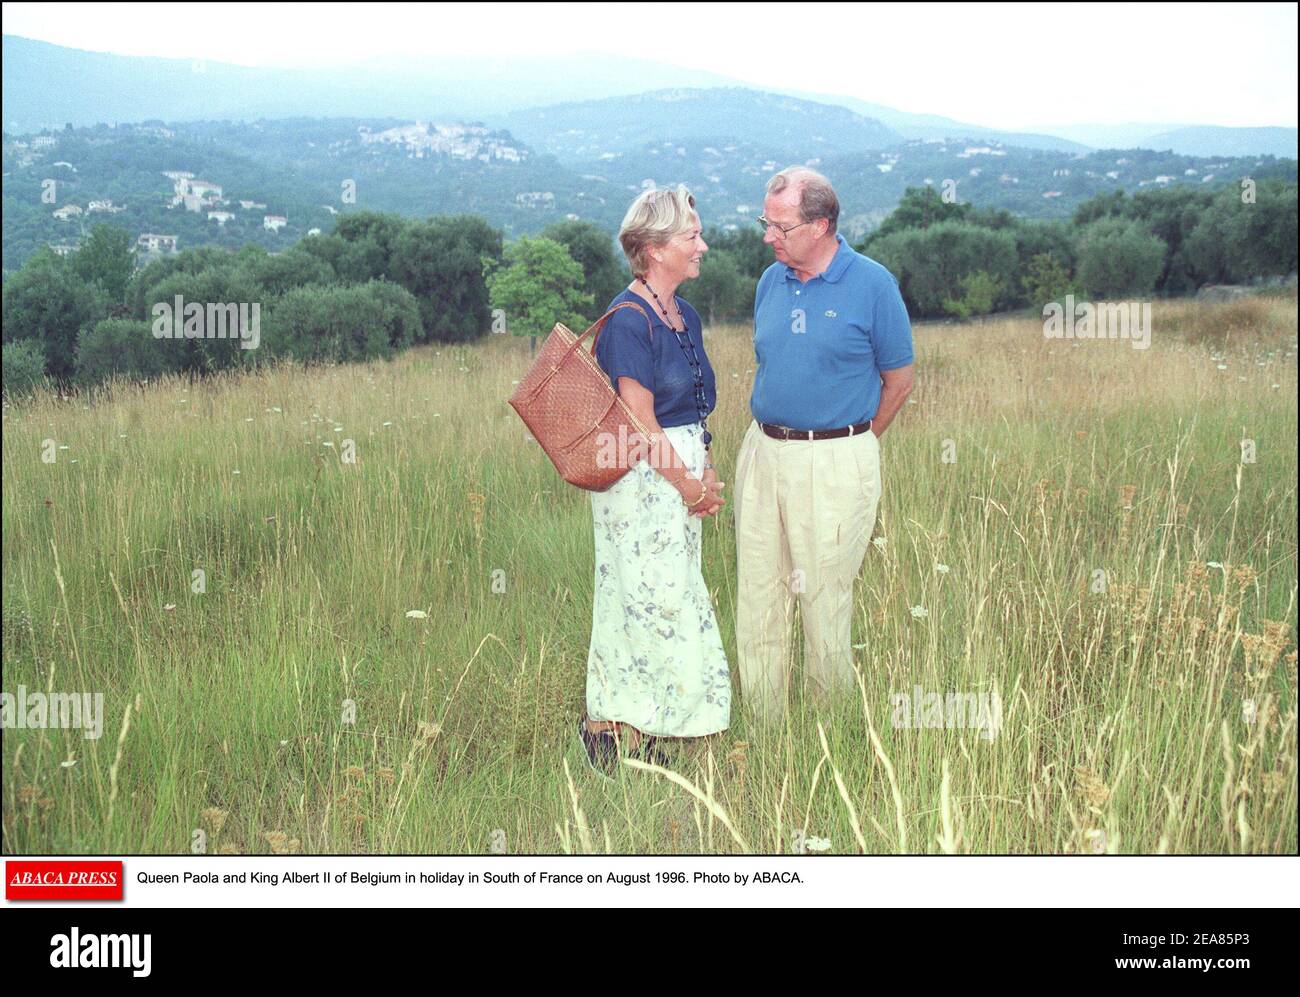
xmin=1020 ymin=252 xmax=1076 ymax=307
xmin=868 ymin=221 xmax=1018 ymax=317
xmin=2 ymin=249 xmax=106 ymax=381
xmin=75 ymin=318 xmax=185 ymax=385
xmin=260 ymin=281 xmax=413 ymax=364
xmin=943 ymin=270 xmax=1003 ymax=318
xmin=390 ymin=215 xmax=503 ymax=343
xmin=541 ymin=220 xmax=628 ymax=318
xmin=485 ymin=236 xmax=592 ymax=346
xmin=1076 ymin=218 xmax=1165 ymax=298
xmin=2 ymin=339 xmax=49 ymax=398
xmin=691 ymin=251 xmax=755 ymax=324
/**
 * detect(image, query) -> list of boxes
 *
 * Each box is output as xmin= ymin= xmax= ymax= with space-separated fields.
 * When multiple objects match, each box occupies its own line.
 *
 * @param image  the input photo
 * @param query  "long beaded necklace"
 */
xmin=638 ymin=276 xmax=712 ymax=446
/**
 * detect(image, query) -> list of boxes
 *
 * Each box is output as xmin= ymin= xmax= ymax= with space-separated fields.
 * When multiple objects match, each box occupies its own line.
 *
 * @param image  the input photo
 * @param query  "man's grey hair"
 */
xmin=766 ymin=167 xmax=839 ymax=235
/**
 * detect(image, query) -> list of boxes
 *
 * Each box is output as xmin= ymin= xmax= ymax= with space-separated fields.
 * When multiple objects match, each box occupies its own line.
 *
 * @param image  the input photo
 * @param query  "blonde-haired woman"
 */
xmin=578 ymin=184 xmax=731 ymax=777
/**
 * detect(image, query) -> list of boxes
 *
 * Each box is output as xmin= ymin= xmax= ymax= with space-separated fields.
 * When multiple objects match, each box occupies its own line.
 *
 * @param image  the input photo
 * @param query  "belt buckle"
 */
xmin=766 ymin=422 xmax=809 ymax=441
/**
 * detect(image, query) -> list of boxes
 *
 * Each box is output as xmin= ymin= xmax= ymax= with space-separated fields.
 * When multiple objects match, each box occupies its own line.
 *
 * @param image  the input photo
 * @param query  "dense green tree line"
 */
xmin=671 ymin=180 xmax=1295 ymax=322
xmin=3 ymin=181 xmax=1295 ymax=394
xmin=857 ymin=182 xmax=1297 ymax=318
xmin=2 ymin=212 xmax=631 ymax=392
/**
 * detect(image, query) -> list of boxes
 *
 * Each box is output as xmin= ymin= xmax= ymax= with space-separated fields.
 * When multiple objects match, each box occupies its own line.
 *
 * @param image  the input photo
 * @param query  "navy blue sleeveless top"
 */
xmin=592 ymin=288 xmax=717 ymax=429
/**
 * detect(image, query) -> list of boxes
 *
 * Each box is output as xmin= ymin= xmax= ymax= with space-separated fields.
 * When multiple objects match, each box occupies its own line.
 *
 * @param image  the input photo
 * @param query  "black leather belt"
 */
xmin=759 ymin=420 xmax=873 ymax=441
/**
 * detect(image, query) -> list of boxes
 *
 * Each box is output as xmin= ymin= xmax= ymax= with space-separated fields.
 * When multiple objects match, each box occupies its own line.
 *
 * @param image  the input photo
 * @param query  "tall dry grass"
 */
xmin=2 ymin=295 xmax=1295 ymax=853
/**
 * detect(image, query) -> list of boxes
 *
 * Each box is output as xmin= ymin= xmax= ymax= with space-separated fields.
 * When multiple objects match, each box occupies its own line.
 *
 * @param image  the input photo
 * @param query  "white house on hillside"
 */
xmin=137 ymin=233 xmax=179 ymax=254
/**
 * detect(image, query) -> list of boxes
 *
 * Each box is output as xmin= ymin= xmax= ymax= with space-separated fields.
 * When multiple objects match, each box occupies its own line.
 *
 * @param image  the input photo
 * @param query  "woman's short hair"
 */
xmin=618 ymin=184 xmax=698 ymax=276
xmin=766 ymin=167 xmax=839 ymax=234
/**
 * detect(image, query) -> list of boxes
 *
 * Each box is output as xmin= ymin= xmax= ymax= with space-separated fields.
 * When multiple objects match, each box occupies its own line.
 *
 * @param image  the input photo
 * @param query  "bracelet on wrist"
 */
xmin=683 ymin=477 xmax=707 ymax=507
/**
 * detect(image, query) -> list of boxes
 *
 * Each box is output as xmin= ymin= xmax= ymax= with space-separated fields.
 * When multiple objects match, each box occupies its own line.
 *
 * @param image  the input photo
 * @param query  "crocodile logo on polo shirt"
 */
xmin=824 ymin=310 xmax=837 ymax=318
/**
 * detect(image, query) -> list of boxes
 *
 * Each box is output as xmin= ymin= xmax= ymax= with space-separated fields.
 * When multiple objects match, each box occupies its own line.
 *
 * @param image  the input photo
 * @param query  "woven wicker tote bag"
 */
xmin=507 ymin=301 xmax=655 ymax=492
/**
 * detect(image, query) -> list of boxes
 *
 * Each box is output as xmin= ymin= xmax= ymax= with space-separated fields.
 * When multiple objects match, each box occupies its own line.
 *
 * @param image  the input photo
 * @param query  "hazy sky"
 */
xmin=4 ymin=1 xmax=1296 ymax=128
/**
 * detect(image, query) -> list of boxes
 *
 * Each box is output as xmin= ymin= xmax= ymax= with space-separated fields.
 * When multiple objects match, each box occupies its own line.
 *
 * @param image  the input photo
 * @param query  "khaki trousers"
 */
xmin=733 ymin=419 xmax=883 ymax=719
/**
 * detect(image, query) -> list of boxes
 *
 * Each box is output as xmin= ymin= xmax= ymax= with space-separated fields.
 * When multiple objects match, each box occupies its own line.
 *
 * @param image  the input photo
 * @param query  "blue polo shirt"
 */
xmin=750 ymin=233 xmax=913 ymax=430
xmin=593 ymin=289 xmax=717 ymax=429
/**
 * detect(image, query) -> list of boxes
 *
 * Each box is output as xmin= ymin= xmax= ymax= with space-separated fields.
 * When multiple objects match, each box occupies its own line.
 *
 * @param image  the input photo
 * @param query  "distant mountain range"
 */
xmin=1024 ymin=122 xmax=1298 ymax=159
xmin=499 ymin=89 xmax=903 ymax=160
xmin=5 ymin=109 xmax=1295 ymax=272
xmin=773 ymin=90 xmax=1092 ymax=153
xmin=4 ymin=34 xmax=1296 ymax=159
xmin=3 ymin=34 xmax=1297 ymax=271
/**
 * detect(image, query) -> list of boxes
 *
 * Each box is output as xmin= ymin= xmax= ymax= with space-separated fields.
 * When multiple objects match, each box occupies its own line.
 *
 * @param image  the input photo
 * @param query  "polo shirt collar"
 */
xmin=783 ymin=232 xmax=853 ymax=284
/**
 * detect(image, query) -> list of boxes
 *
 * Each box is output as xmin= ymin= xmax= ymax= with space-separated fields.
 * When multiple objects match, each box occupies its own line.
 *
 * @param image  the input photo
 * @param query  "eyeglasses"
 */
xmin=756 ymin=214 xmax=813 ymax=237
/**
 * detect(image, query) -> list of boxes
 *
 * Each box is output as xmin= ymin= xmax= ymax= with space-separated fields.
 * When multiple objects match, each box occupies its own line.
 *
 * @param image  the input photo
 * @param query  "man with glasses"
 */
xmin=734 ymin=167 xmax=915 ymax=722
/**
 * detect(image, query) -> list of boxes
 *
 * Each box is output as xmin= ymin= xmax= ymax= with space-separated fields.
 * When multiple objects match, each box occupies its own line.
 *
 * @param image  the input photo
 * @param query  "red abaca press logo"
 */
xmin=6 ymin=861 xmax=123 ymax=900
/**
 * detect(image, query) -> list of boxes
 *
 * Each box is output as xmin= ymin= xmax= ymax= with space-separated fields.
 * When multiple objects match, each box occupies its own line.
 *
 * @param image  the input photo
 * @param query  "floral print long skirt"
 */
xmin=587 ymin=422 xmax=732 ymax=737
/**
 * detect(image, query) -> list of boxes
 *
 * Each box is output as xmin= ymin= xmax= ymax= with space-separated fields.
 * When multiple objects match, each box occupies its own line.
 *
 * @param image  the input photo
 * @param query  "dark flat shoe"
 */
xmin=577 ymin=714 xmax=619 ymax=779
xmin=634 ymin=735 xmax=673 ymax=767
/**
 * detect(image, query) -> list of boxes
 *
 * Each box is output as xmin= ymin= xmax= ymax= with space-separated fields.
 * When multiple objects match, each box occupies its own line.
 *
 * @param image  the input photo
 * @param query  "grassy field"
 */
xmin=3 ymin=294 xmax=1296 ymax=855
